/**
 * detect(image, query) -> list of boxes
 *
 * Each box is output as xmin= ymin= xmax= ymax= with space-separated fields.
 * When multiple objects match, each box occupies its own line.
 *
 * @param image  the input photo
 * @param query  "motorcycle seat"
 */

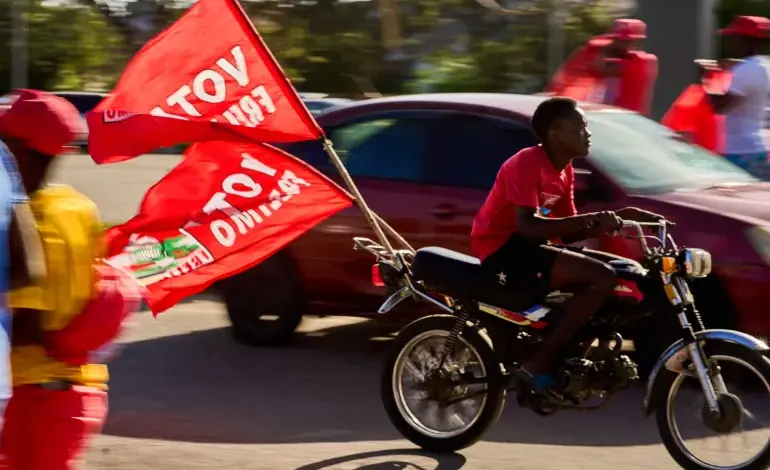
xmin=411 ymin=246 xmax=538 ymax=309
xmin=412 ymin=247 xmax=482 ymax=297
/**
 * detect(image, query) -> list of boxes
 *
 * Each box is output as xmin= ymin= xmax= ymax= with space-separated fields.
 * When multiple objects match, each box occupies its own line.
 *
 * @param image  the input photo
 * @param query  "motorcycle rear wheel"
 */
xmin=654 ymin=342 xmax=770 ymax=470
xmin=381 ymin=314 xmax=507 ymax=453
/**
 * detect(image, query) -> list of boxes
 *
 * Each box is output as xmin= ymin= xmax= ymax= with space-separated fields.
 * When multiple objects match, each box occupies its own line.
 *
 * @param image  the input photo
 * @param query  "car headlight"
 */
xmin=746 ymin=226 xmax=770 ymax=266
xmin=680 ymin=248 xmax=712 ymax=278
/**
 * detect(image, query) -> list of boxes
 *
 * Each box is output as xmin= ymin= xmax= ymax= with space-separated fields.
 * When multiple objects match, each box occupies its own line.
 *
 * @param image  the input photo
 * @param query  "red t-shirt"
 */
xmin=470 ymin=145 xmax=577 ymax=261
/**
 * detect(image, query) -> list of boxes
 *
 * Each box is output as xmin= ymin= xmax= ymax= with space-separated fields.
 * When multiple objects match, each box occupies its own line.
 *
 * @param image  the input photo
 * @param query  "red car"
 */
xmin=217 ymin=93 xmax=770 ymax=368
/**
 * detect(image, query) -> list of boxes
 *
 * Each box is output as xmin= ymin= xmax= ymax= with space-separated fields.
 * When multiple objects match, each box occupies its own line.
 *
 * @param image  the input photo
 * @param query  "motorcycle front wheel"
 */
xmin=654 ymin=341 xmax=770 ymax=470
xmin=380 ymin=314 xmax=507 ymax=453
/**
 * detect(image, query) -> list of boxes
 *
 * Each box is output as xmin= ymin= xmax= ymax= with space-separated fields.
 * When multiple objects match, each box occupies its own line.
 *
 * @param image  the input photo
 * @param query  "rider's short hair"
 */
xmin=531 ymin=97 xmax=579 ymax=142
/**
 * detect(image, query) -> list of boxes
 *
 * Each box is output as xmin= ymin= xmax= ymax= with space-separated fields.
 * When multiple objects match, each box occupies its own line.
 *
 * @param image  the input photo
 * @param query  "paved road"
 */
xmin=82 ymin=300 xmax=754 ymax=470
xmin=52 ymin=152 xmax=182 ymax=223
xmin=54 ymin=153 xmax=768 ymax=469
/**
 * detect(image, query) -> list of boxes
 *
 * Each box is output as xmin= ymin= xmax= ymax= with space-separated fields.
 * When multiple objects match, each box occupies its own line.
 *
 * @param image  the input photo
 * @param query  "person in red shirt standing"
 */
xmin=471 ymin=97 xmax=663 ymax=400
xmin=545 ymin=19 xmax=658 ymax=115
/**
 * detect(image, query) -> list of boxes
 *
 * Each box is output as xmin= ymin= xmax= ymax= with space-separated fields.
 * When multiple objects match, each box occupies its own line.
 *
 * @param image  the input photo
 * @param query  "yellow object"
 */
xmin=660 ymin=256 xmax=677 ymax=274
xmin=9 ymin=185 xmax=108 ymax=388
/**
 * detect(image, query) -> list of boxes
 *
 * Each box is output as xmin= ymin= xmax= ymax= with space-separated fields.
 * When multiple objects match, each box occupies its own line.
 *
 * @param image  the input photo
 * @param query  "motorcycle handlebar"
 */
xmin=620 ymin=219 xmax=673 ymax=255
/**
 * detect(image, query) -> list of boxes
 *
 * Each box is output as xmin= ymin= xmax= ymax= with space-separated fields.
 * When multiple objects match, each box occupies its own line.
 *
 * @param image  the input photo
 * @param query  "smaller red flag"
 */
xmin=103 ymin=142 xmax=353 ymax=313
xmin=662 ymin=70 xmax=732 ymax=154
xmin=87 ymin=0 xmax=323 ymax=163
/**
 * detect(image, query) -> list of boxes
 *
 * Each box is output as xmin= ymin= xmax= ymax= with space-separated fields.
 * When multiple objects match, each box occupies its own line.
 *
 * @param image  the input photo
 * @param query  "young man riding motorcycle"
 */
xmin=470 ymin=96 xmax=665 ymax=400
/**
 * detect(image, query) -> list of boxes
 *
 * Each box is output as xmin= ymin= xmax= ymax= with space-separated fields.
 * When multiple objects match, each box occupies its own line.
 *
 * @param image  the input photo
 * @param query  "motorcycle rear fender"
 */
xmin=377 ymin=282 xmax=454 ymax=315
xmin=643 ymin=329 xmax=769 ymax=416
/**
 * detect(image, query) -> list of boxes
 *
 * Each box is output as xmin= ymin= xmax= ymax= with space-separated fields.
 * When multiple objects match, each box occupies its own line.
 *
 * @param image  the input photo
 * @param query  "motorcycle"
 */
xmin=355 ymin=219 xmax=770 ymax=470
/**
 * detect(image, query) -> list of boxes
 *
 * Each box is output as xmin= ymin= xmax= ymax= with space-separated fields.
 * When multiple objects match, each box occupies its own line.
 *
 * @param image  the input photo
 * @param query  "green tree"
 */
xmin=0 ymin=0 xmax=125 ymax=91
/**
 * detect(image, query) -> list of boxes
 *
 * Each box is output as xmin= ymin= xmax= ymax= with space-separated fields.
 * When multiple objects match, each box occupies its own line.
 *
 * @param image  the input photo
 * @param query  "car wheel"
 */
xmin=215 ymin=251 xmax=305 ymax=347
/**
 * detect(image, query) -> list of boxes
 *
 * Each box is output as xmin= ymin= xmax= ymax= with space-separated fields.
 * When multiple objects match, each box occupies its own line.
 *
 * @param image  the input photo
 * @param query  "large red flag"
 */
xmin=87 ymin=0 xmax=322 ymax=163
xmin=102 ymin=142 xmax=353 ymax=313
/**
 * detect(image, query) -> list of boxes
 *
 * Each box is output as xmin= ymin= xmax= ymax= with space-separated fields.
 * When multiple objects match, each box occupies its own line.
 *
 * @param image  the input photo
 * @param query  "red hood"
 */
xmin=650 ymin=181 xmax=770 ymax=225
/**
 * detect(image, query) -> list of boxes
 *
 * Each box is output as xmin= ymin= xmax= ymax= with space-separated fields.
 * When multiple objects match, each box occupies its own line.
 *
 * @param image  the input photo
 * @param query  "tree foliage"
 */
xmin=1 ymin=0 xmax=621 ymax=95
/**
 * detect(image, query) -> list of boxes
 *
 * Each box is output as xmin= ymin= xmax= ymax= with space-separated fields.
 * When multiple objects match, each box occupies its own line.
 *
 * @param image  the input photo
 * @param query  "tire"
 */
xmin=216 ymin=251 xmax=304 ymax=347
xmin=381 ymin=314 xmax=507 ymax=453
xmin=653 ymin=341 xmax=770 ymax=470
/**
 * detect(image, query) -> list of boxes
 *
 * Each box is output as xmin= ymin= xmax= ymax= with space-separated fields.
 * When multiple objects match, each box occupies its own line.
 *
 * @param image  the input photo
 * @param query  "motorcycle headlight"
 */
xmin=746 ymin=226 xmax=770 ymax=266
xmin=681 ymin=248 xmax=712 ymax=278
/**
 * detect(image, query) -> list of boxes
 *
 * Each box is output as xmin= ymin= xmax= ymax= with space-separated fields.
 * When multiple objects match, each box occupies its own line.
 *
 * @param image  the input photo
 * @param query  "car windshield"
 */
xmin=586 ymin=110 xmax=758 ymax=194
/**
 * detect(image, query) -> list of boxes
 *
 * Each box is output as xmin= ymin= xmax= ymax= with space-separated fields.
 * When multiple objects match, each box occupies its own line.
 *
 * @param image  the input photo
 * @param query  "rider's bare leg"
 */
xmin=523 ymin=248 xmax=617 ymax=375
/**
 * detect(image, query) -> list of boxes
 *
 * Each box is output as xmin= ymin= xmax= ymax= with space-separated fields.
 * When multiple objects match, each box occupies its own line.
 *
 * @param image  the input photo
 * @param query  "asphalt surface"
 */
xmin=49 ymin=153 xmax=768 ymax=470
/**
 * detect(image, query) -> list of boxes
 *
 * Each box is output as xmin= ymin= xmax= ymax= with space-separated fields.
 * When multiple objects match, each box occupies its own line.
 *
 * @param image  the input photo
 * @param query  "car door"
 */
xmin=418 ymin=112 xmax=539 ymax=255
xmin=285 ymin=111 xmax=442 ymax=311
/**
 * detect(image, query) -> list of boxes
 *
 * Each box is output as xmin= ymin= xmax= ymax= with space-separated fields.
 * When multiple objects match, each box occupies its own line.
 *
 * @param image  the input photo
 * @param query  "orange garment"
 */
xmin=662 ymin=70 xmax=732 ymax=153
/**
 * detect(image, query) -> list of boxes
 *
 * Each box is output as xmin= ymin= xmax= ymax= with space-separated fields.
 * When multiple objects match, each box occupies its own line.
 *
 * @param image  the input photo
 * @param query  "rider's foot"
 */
xmin=516 ymin=368 xmax=564 ymax=402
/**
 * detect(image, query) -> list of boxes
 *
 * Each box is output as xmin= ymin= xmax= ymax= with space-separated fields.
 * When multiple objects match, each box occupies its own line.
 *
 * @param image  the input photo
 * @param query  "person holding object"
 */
xmin=0 ymin=89 xmax=143 ymax=470
xmin=661 ymin=61 xmax=732 ymax=153
xmin=703 ymin=15 xmax=770 ymax=177
xmin=544 ymin=19 xmax=658 ymax=115
xmin=471 ymin=97 xmax=664 ymax=400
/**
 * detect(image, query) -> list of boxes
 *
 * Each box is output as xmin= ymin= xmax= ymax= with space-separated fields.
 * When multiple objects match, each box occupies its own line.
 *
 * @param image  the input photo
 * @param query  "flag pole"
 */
xmin=229 ymin=0 xmax=411 ymax=259
xmin=321 ymin=138 xmax=405 ymax=257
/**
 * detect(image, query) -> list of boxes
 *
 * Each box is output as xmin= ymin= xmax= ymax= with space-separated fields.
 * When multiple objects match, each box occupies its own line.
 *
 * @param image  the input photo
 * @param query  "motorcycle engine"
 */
xmin=559 ymin=355 xmax=639 ymax=404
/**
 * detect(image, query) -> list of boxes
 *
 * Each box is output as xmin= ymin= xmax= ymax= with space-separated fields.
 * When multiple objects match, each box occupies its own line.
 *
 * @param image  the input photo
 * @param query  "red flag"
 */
xmin=662 ymin=70 xmax=732 ymax=153
xmin=87 ymin=0 xmax=322 ymax=164
xmin=102 ymin=142 xmax=353 ymax=313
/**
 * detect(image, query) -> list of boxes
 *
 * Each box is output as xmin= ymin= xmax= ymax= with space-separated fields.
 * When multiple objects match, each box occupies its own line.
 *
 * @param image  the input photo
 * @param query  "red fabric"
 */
xmin=103 ymin=142 xmax=353 ymax=314
xmin=0 ymin=385 xmax=107 ymax=470
xmin=471 ymin=146 xmax=575 ymax=261
xmin=661 ymin=70 xmax=732 ymax=153
xmin=87 ymin=0 xmax=323 ymax=164
xmin=544 ymin=38 xmax=658 ymax=115
xmin=720 ymin=15 xmax=770 ymax=38
xmin=0 ymin=89 xmax=86 ymax=156
xmin=44 ymin=264 xmax=144 ymax=366
xmin=544 ymin=35 xmax=611 ymax=99
xmin=614 ymin=51 xmax=658 ymax=115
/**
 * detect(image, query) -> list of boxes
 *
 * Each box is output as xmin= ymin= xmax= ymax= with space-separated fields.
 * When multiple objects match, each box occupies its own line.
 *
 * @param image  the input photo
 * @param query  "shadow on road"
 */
xmin=294 ymin=449 xmax=467 ymax=470
xmin=103 ymin=317 xmax=732 ymax=449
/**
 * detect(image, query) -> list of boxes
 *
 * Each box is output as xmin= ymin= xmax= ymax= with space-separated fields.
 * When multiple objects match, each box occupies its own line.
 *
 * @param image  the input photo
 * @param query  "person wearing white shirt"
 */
xmin=706 ymin=15 xmax=770 ymax=178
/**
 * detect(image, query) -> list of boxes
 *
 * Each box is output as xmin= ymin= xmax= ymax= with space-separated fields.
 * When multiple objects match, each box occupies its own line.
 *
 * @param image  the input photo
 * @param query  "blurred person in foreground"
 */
xmin=471 ymin=97 xmax=663 ymax=400
xmin=0 ymin=103 xmax=45 ymax=418
xmin=0 ymin=89 xmax=142 ymax=470
xmin=703 ymin=15 xmax=770 ymax=177
xmin=544 ymin=18 xmax=658 ymax=115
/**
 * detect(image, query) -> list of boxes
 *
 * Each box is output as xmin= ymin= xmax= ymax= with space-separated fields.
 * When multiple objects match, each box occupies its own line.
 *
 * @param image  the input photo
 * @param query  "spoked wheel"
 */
xmin=655 ymin=343 xmax=770 ymax=470
xmin=381 ymin=315 xmax=507 ymax=453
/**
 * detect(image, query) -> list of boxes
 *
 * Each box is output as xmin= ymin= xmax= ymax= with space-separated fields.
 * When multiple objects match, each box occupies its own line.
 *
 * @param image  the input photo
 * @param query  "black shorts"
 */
xmin=480 ymin=234 xmax=574 ymax=297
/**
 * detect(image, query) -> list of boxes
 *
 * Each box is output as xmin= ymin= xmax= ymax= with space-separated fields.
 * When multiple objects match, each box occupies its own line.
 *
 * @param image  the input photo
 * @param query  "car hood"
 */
xmin=650 ymin=181 xmax=770 ymax=224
